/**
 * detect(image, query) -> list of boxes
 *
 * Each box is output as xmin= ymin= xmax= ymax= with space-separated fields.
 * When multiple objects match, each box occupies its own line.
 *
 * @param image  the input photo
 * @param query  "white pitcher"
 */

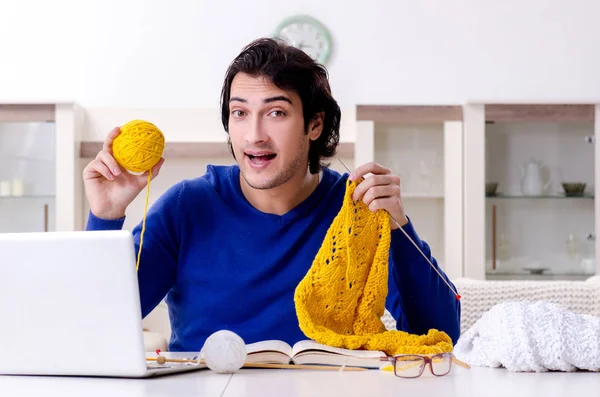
xmin=520 ymin=159 xmax=550 ymax=196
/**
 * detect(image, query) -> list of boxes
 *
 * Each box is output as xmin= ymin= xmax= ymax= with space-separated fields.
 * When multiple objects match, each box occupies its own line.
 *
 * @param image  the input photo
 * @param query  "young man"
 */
xmin=83 ymin=38 xmax=460 ymax=352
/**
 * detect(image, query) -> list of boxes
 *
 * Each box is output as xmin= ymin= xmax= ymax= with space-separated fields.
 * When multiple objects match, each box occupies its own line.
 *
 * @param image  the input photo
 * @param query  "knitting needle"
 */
xmin=452 ymin=357 xmax=470 ymax=368
xmin=337 ymin=158 xmax=461 ymax=300
xmin=147 ymin=356 xmax=195 ymax=364
xmin=146 ymin=356 xmax=367 ymax=371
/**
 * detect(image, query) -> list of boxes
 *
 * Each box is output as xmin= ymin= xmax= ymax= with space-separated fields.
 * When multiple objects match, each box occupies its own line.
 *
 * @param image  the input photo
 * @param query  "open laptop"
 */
xmin=0 ymin=230 xmax=206 ymax=378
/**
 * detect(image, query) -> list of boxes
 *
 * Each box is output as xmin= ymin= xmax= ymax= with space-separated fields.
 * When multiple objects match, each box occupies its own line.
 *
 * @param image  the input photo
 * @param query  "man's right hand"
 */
xmin=83 ymin=127 xmax=165 ymax=220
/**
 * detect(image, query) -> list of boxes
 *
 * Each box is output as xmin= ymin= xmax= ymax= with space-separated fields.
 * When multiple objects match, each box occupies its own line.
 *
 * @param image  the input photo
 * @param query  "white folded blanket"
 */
xmin=453 ymin=301 xmax=600 ymax=372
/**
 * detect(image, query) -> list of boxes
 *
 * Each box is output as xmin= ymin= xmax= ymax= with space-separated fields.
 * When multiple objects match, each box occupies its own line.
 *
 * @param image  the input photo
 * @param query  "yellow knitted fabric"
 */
xmin=294 ymin=178 xmax=452 ymax=356
xmin=112 ymin=120 xmax=165 ymax=271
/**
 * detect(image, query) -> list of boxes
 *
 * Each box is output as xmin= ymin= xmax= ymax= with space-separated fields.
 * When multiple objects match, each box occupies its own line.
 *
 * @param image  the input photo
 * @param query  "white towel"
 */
xmin=453 ymin=301 xmax=600 ymax=372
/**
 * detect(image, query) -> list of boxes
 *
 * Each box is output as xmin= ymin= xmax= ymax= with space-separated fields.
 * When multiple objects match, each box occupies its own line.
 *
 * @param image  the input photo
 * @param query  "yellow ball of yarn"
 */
xmin=113 ymin=120 xmax=165 ymax=173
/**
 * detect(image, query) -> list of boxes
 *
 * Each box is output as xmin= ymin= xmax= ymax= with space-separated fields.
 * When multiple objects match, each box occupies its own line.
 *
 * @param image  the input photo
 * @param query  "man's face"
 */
xmin=227 ymin=72 xmax=321 ymax=190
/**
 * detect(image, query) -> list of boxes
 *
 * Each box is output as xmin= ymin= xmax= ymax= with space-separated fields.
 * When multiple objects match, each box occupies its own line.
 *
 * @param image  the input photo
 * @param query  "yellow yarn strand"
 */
xmin=294 ymin=178 xmax=453 ymax=356
xmin=136 ymin=170 xmax=152 ymax=271
xmin=112 ymin=120 xmax=165 ymax=272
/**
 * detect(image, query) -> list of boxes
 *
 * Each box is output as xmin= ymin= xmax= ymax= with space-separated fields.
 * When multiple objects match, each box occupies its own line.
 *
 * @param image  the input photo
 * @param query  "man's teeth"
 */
xmin=248 ymin=153 xmax=275 ymax=159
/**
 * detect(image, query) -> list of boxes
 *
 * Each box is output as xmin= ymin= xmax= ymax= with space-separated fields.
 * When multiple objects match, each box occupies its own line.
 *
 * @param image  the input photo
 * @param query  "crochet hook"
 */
xmin=337 ymin=158 xmax=461 ymax=300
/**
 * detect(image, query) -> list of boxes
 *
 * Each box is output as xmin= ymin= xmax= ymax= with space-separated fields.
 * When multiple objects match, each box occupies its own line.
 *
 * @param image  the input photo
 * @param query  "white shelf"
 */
xmin=79 ymin=141 xmax=354 ymax=159
xmin=402 ymin=193 xmax=444 ymax=198
xmin=0 ymin=103 xmax=82 ymax=232
xmin=355 ymin=106 xmax=463 ymax=279
xmin=358 ymin=103 xmax=600 ymax=281
xmin=0 ymin=195 xmax=54 ymax=200
xmin=463 ymin=102 xmax=600 ymax=280
xmin=485 ymin=272 xmax=592 ymax=281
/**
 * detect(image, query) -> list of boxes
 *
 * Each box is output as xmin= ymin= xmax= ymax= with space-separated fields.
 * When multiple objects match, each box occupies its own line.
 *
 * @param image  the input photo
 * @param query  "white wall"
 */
xmin=1 ymin=0 xmax=599 ymax=109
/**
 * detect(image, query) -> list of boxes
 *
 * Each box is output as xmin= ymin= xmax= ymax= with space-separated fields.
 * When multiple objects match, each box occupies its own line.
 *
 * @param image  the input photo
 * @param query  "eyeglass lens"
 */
xmin=430 ymin=354 xmax=451 ymax=375
xmin=394 ymin=354 xmax=452 ymax=377
xmin=394 ymin=356 xmax=425 ymax=378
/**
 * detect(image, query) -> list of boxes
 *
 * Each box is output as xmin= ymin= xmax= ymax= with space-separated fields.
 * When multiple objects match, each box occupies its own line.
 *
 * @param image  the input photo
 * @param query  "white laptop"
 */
xmin=0 ymin=230 xmax=206 ymax=378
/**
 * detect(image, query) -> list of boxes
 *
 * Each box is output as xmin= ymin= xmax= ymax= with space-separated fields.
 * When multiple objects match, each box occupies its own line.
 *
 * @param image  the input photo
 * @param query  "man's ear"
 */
xmin=308 ymin=112 xmax=324 ymax=140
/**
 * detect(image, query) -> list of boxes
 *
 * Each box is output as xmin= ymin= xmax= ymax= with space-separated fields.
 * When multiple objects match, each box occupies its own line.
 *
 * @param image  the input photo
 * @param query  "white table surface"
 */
xmin=1 ymin=365 xmax=598 ymax=397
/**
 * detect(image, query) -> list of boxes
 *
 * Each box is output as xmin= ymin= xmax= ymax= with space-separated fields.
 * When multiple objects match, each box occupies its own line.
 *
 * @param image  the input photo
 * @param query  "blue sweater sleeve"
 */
xmin=385 ymin=218 xmax=461 ymax=343
xmin=85 ymin=183 xmax=183 ymax=318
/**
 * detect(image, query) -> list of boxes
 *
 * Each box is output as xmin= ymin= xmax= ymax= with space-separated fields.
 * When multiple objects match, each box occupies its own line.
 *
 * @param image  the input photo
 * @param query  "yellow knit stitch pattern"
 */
xmin=294 ymin=178 xmax=453 ymax=356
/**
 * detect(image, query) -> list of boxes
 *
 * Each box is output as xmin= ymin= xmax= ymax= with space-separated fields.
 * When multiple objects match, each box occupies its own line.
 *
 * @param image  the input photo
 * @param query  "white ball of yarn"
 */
xmin=201 ymin=330 xmax=247 ymax=373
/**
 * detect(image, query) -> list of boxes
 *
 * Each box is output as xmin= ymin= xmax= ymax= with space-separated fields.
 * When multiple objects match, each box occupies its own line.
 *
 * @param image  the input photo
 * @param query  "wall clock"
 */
xmin=274 ymin=15 xmax=332 ymax=65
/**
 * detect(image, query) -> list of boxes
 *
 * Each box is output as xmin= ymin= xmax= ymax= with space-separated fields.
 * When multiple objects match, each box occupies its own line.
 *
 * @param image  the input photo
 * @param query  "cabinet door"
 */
xmin=355 ymin=106 xmax=464 ymax=279
xmin=464 ymin=104 xmax=598 ymax=281
xmin=0 ymin=121 xmax=55 ymax=233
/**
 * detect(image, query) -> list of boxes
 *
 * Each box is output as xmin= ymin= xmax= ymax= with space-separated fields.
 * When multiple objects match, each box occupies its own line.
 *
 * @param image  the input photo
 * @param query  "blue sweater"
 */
xmin=86 ymin=165 xmax=460 ymax=351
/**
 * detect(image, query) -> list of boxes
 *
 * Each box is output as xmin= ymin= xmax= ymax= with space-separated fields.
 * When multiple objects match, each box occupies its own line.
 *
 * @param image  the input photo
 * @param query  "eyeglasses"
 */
xmin=380 ymin=353 xmax=469 ymax=378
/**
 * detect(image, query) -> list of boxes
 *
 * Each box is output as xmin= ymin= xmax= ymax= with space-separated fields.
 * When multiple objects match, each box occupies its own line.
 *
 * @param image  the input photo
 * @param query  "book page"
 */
xmin=246 ymin=340 xmax=293 ymax=357
xmin=291 ymin=353 xmax=385 ymax=369
xmin=291 ymin=340 xmax=385 ymax=358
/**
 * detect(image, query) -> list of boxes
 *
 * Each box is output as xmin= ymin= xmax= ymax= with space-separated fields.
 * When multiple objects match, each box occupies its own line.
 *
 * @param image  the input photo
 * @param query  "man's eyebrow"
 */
xmin=229 ymin=95 xmax=292 ymax=104
xmin=264 ymin=95 xmax=292 ymax=104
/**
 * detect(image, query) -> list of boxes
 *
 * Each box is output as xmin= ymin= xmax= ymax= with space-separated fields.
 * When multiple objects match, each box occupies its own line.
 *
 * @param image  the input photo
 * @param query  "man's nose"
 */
xmin=246 ymin=117 xmax=268 ymax=144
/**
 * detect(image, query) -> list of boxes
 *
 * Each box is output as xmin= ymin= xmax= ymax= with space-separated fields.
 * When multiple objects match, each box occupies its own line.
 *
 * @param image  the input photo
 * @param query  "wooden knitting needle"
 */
xmin=147 ymin=356 xmax=195 ymax=364
xmin=452 ymin=357 xmax=470 ymax=368
xmin=337 ymin=158 xmax=461 ymax=300
xmin=146 ymin=357 xmax=367 ymax=371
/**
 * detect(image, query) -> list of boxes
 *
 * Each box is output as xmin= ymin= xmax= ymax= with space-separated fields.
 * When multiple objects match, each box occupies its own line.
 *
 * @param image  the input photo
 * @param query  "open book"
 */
xmin=245 ymin=339 xmax=387 ymax=369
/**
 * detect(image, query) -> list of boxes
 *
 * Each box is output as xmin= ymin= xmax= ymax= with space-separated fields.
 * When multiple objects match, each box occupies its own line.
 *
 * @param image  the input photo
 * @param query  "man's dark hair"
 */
xmin=220 ymin=37 xmax=341 ymax=174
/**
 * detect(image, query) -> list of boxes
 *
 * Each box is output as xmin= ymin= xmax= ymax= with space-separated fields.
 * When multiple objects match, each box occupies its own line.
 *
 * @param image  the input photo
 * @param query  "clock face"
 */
xmin=274 ymin=16 xmax=332 ymax=65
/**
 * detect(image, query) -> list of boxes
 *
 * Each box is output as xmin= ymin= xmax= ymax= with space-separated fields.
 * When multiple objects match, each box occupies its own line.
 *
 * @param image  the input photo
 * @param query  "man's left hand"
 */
xmin=349 ymin=162 xmax=408 ymax=230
